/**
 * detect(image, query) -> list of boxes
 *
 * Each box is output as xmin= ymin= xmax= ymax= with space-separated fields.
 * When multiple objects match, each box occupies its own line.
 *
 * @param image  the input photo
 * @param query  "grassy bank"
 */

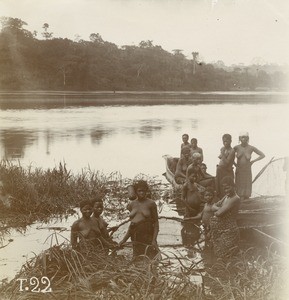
xmin=0 ymin=160 xmax=162 ymax=228
xmin=0 ymin=161 xmax=288 ymax=299
xmin=0 ymin=241 xmax=288 ymax=299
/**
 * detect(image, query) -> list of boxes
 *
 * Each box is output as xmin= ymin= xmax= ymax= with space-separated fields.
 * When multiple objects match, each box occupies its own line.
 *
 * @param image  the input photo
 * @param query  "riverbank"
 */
xmin=0 ymin=162 xmax=288 ymax=299
xmin=0 ymin=233 xmax=288 ymax=299
xmin=0 ymin=91 xmax=288 ymax=108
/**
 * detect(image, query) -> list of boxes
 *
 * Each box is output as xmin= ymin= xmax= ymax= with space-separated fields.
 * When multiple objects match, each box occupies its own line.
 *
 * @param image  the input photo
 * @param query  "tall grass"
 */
xmin=0 ymin=161 xmax=288 ymax=299
xmin=0 ymin=160 xmax=163 ymax=227
xmin=0 ymin=240 xmax=287 ymax=299
xmin=0 ymin=240 xmax=203 ymax=299
xmin=204 ymin=247 xmax=289 ymax=300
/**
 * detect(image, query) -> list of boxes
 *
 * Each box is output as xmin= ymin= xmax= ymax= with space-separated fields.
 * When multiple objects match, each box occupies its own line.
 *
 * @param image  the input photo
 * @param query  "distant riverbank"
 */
xmin=0 ymin=90 xmax=288 ymax=108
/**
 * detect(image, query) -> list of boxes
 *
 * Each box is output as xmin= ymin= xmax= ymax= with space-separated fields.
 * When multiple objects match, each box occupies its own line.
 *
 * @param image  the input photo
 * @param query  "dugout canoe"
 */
xmin=163 ymin=154 xmax=289 ymax=246
xmin=162 ymin=154 xmax=214 ymax=191
xmin=162 ymin=154 xmax=183 ymax=190
xmin=163 ymin=154 xmax=288 ymax=197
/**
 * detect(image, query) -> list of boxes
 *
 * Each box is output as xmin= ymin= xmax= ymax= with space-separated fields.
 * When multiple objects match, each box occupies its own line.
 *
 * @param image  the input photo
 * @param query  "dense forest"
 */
xmin=0 ymin=17 xmax=288 ymax=91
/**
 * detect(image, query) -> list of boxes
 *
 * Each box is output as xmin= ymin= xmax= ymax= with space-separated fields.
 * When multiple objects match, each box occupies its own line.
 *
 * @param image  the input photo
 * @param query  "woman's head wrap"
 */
xmin=239 ymin=131 xmax=249 ymax=137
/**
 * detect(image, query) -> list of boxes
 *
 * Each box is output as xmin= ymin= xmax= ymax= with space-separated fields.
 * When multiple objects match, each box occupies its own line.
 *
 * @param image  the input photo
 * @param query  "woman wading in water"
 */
xmin=119 ymin=180 xmax=159 ymax=259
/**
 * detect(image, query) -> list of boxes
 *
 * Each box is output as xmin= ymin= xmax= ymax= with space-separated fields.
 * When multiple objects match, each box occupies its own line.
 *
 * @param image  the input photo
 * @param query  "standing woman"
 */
xmin=210 ymin=176 xmax=241 ymax=259
xmin=215 ymin=134 xmax=235 ymax=198
xmin=119 ymin=180 xmax=159 ymax=259
xmin=234 ymin=132 xmax=265 ymax=200
xmin=180 ymin=133 xmax=190 ymax=156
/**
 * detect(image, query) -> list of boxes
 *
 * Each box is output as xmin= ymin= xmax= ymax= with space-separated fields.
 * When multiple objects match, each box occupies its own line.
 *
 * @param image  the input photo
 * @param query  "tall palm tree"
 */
xmin=192 ymin=52 xmax=199 ymax=75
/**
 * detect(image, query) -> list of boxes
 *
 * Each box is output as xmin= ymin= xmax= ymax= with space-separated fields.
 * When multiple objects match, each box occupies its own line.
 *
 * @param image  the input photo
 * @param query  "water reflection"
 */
xmin=0 ymin=129 xmax=38 ymax=159
xmin=0 ymin=95 xmax=288 ymax=179
xmin=45 ymin=130 xmax=53 ymax=155
xmin=172 ymin=119 xmax=182 ymax=131
xmin=90 ymin=127 xmax=116 ymax=144
xmin=139 ymin=120 xmax=164 ymax=139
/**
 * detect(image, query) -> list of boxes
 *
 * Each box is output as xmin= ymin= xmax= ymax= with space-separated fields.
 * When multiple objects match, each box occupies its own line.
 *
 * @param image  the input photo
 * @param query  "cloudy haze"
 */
xmin=1 ymin=0 xmax=289 ymax=65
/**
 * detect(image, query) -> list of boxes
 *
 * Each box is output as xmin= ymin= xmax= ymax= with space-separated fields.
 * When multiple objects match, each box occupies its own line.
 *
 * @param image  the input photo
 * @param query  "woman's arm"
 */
xmin=218 ymin=147 xmax=224 ymax=159
xmin=251 ymin=147 xmax=265 ymax=165
xmin=214 ymin=196 xmax=239 ymax=217
xmin=181 ymin=184 xmax=187 ymax=201
xmin=224 ymin=148 xmax=235 ymax=166
xmin=189 ymin=210 xmax=203 ymax=220
xmin=151 ymin=202 xmax=159 ymax=246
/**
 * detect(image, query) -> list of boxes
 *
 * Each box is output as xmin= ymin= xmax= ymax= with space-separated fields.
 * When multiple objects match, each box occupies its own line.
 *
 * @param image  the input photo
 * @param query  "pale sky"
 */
xmin=1 ymin=0 xmax=289 ymax=65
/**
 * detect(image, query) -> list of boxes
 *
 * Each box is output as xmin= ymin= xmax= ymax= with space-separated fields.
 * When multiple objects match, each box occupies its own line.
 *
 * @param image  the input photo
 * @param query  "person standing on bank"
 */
xmin=233 ymin=132 xmax=265 ymax=200
xmin=215 ymin=134 xmax=235 ymax=198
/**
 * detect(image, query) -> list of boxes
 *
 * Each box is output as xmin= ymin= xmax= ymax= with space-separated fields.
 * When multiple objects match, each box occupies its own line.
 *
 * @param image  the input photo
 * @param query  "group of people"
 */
xmin=177 ymin=132 xmax=265 ymax=200
xmin=178 ymin=132 xmax=265 ymax=258
xmin=70 ymin=131 xmax=265 ymax=261
xmin=71 ymin=180 xmax=159 ymax=260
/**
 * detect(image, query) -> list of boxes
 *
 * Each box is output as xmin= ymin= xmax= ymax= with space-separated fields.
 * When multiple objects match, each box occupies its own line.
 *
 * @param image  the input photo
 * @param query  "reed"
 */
xmin=1 ymin=240 xmax=287 ymax=299
xmin=0 ymin=240 xmax=203 ymax=299
xmin=0 ymin=160 xmax=163 ymax=227
xmin=0 ymin=161 xmax=287 ymax=299
xmin=204 ymin=247 xmax=289 ymax=299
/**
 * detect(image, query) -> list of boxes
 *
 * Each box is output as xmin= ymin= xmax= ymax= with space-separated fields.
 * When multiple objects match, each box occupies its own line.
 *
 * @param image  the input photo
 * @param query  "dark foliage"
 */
xmin=0 ymin=17 xmax=288 ymax=91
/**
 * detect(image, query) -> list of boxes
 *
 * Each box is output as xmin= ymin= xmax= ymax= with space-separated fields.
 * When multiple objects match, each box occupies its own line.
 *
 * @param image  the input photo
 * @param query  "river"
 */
xmin=0 ymin=91 xmax=288 ymax=179
xmin=0 ymin=91 xmax=288 ymax=282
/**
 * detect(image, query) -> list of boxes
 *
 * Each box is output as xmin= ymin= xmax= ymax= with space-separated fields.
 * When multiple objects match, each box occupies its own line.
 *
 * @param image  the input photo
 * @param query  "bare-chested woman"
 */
xmin=71 ymin=200 xmax=115 ymax=255
xmin=119 ymin=180 xmax=159 ymax=259
xmin=233 ymin=132 xmax=265 ymax=200
xmin=215 ymin=134 xmax=235 ymax=198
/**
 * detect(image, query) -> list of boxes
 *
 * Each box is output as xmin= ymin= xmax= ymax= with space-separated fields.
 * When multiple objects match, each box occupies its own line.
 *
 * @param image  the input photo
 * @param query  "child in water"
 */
xmin=70 ymin=200 xmax=95 ymax=252
xmin=71 ymin=199 xmax=116 ymax=255
xmin=91 ymin=198 xmax=118 ymax=253
xmin=190 ymin=187 xmax=216 ymax=247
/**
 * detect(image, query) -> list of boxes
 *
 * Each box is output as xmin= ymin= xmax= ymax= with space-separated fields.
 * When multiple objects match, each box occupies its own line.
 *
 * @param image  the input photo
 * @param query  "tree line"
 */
xmin=0 ymin=17 xmax=288 ymax=91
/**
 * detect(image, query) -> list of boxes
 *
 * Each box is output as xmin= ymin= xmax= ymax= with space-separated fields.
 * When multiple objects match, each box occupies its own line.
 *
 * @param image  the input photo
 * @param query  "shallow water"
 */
xmin=0 ymin=201 xmax=205 ymax=283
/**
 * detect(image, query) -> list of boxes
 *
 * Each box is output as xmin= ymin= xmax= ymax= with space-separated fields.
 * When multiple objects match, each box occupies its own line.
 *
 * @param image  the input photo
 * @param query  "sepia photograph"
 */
xmin=0 ymin=0 xmax=288 ymax=298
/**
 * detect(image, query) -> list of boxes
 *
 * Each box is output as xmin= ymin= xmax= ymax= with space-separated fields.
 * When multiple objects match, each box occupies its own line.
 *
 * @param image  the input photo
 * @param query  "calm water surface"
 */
xmin=0 ymin=92 xmax=288 ymax=179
